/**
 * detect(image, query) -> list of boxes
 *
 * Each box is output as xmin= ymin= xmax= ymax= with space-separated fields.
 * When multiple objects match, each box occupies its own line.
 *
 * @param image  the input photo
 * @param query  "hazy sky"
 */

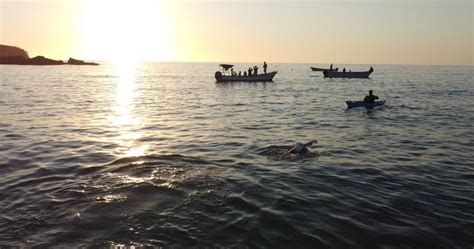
xmin=1 ymin=0 xmax=472 ymax=65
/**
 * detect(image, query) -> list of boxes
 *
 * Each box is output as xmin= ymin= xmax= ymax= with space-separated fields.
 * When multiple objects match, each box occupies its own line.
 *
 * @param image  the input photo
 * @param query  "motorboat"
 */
xmin=215 ymin=64 xmax=277 ymax=82
xmin=323 ymin=67 xmax=374 ymax=78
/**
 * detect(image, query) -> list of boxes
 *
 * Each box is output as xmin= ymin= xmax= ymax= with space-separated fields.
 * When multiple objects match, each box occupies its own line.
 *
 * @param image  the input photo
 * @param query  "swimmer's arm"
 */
xmin=304 ymin=140 xmax=318 ymax=147
xmin=287 ymin=145 xmax=297 ymax=153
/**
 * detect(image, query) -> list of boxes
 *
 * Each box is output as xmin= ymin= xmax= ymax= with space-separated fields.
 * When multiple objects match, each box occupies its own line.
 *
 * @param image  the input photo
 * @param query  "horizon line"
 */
xmin=80 ymin=59 xmax=474 ymax=67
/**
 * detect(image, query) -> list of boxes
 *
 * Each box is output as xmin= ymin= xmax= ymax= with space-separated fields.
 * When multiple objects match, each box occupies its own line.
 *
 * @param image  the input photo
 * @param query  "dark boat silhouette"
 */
xmin=215 ymin=64 xmax=277 ymax=82
xmin=323 ymin=67 xmax=374 ymax=78
xmin=346 ymin=100 xmax=385 ymax=108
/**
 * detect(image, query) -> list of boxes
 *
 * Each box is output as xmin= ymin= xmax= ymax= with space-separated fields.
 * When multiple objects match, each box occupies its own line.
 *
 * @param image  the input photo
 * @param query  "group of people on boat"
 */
xmin=230 ymin=62 xmax=268 ymax=76
xmin=329 ymin=64 xmax=373 ymax=73
xmin=342 ymin=66 xmax=373 ymax=73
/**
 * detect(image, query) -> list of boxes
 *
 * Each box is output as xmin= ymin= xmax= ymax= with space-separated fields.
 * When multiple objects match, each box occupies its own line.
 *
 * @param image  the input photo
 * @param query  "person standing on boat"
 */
xmin=253 ymin=65 xmax=259 ymax=75
xmin=248 ymin=67 xmax=253 ymax=76
xmin=263 ymin=61 xmax=268 ymax=74
xmin=364 ymin=90 xmax=379 ymax=104
xmin=343 ymin=68 xmax=346 ymax=72
xmin=330 ymin=64 xmax=333 ymax=71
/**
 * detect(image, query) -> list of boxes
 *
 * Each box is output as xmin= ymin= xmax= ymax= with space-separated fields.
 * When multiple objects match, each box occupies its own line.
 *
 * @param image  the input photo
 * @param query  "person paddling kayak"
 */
xmin=288 ymin=140 xmax=318 ymax=154
xmin=363 ymin=90 xmax=379 ymax=104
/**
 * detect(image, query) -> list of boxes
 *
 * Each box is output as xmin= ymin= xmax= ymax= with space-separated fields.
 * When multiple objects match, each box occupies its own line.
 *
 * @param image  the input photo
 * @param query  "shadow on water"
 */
xmin=344 ymin=106 xmax=386 ymax=115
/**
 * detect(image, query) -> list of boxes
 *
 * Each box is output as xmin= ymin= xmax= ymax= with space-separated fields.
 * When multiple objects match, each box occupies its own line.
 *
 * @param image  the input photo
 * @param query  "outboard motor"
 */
xmin=215 ymin=71 xmax=223 ymax=81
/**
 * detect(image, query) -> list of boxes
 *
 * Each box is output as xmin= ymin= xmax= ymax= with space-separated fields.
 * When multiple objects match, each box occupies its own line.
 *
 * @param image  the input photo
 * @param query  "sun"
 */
xmin=80 ymin=0 xmax=171 ymax=63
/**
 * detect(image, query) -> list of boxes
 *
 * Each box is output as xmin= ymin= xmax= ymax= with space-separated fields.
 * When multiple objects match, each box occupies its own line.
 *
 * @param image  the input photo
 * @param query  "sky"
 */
xmin=0 ymin=0 xmax=472 ymax=65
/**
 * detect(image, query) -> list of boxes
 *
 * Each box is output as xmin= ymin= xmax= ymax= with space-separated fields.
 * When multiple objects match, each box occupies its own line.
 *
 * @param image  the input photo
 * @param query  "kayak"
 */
xmin=346 ymin=100 xmax=385 ymax=109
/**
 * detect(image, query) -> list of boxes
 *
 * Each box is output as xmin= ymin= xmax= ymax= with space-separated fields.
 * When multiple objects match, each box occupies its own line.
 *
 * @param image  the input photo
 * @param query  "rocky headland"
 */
xmin=0 ymin=44 xmax=99 ymax=66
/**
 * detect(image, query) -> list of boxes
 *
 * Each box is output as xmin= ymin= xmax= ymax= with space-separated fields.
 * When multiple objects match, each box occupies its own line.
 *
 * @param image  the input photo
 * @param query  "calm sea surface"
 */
xmin=0 ymin=62 xmax=473 ymax=248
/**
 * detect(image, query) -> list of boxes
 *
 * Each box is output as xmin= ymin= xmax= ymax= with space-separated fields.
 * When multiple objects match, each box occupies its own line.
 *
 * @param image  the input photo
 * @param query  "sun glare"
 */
xmin=107 ymin=62 xmax=150 ymax=158
xmin=80 ymin=0 xmax=171 ymax=63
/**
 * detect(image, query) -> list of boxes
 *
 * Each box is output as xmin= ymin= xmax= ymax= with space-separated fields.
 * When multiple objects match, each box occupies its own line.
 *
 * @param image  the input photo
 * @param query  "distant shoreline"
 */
xmin=0 ymin=44 xmax=99 ymax=66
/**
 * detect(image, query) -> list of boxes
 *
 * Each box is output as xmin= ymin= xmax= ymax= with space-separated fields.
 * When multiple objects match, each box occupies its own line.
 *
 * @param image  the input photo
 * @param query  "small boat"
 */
xmin=311 ymin=67 xmax=338 ymax=71
xmin=324 ymin=67 xmax=374 ymax=78
xmin=215 ymin=64 xmax=277 ymax=82
xmin=346 ymin=100 xmax=385 ymax=109
xmin=311 ymin=67 xmax=328 ymax=71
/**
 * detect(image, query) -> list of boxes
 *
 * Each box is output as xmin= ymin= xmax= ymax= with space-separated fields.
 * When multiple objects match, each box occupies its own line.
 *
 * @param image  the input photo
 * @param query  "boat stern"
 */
xmin=215 ymin=71 xmax=223 ymax=82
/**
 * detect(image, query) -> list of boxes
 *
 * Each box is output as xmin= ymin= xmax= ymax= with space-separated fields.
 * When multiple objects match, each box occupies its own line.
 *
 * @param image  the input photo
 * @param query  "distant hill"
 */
xmin=0 ymin=44 xmax=98 ymax=66
xmin=0 ymin=44 xmax=29 ymax=58
xmin=67 ymin=57 xmax=99 ymax=66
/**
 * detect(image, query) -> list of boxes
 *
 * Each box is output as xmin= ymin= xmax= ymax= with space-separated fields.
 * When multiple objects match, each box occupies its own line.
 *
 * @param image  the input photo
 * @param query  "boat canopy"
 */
xmin=219 ymin=64 xmax=234 ymax=71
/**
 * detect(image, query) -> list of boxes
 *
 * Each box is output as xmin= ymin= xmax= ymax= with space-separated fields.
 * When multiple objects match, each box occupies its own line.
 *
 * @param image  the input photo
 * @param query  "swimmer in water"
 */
xmin=288 ymin=140 xmax=318 ymax=154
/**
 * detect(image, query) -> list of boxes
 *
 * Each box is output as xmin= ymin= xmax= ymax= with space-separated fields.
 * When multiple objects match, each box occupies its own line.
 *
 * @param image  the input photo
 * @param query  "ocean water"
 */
xmin=0 ymin=62 xmax=473 ymax=248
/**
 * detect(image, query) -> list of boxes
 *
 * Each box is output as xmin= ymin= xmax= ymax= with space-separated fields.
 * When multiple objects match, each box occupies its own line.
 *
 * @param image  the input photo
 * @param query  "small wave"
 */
xmin=84 ymin=74 xmax=118 ymax=78
xmin=3 ymin=133 xmax=25 ymax=139
xmin=107 ymin=154 xmax=215 ymax=167
xmin=346 ymin=167 xmax=383 ymax=176
xmin=397 ymin=104 xmax=423 ymax=110
xmin=255 ymin=209 xmax=327 ymax=248
xmin=4 ymin=175 xmax=69 ymax=190
xmin=95 ymin=193 xmax=127 ymax=203
xmin=125 ymin=181 xmax=185 ymax=197
xmin=241 ymin=125 xmax=273 ymax=130
xmin=224 ymin=195 xmax=260 ymax=213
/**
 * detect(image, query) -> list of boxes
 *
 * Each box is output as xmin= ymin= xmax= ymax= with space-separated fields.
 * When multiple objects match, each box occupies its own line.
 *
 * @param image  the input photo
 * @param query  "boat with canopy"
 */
xmin=215 ymin=64 xmax=277 ymax=82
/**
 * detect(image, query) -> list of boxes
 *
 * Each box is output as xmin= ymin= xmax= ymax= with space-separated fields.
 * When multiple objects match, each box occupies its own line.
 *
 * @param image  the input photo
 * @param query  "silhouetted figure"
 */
xmin=288 ymin=140 xmax=318 ymax=154
xmin=330 ymin=64 xmax=333 ymax=71
xmin=364 ymin=90 xmax=379 ymax=104
xmin=253 ymin=65 xmax=258 ymax=75
xmin=230 ymin=68 xmax=234 ymax=75
xmin=369 ymin=66 xmax=374 ymax=72
xmin=248 ymin=67 xmax=253 ymax=76
xmin=239 ymin=71 xmax=242 ymax=76
xmin=343 ymin=68 xmax=346 ymax=72
xmin=244 ymin=71 xmax=247 ymax=76
xmin=263 ymin=61 xmax=268 ymax=74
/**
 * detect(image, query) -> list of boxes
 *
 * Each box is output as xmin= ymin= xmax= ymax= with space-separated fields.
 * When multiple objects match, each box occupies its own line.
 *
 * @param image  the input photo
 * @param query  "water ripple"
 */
xmin=0 ymin=63 xmax=472 ymax=248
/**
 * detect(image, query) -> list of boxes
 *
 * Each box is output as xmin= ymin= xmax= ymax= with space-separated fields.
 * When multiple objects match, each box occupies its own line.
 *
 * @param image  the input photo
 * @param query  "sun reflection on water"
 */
xmin=108 ymin=61 xmax=149 ymax=157
xmin=109 ymin=61 xmax=138 ymax=126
